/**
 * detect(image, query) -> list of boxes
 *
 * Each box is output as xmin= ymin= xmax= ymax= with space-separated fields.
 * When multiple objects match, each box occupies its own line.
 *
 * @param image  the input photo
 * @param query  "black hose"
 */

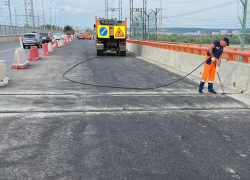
xmin=62 ymin=57 xmax=205 ymax=90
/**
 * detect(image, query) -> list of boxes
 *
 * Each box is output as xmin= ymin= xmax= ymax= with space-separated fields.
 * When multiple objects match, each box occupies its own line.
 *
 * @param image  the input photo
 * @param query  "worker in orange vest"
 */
xmin=199 ymin=38 xmax=229 ymax=94
xmin=76 ymin=33 xmax=79 ymax=39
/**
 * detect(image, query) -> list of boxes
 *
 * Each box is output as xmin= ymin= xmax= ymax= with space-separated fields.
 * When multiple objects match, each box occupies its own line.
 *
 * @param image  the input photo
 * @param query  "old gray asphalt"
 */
xmin=0 ymin=39 xmax=250 ymax=180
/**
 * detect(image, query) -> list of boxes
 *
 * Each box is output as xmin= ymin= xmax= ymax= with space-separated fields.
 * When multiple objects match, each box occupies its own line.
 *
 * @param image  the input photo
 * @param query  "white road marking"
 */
xmin=0 ymin=47 xmax=17 ymax=54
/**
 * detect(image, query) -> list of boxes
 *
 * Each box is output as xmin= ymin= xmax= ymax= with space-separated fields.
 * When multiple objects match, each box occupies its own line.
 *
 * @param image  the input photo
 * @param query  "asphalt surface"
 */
xmin=0 ymin=39 xmax=250 ymax=180
xmin=0 ymin=42 xmax=43 ymax=69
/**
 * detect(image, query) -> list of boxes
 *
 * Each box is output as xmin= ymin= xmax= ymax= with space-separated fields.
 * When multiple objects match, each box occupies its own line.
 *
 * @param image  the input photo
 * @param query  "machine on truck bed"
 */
xmin=86 ymin=33 xmax=92 ymax=40
xmin=94 ymin=17 xmax=127 ymax=56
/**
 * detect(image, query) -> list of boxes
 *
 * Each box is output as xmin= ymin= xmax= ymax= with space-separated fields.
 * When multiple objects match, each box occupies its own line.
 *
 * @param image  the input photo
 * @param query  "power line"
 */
xmin=163 ymin=0 xmax=238 ymax=19
xmin=1 ymin=1 xmax=24 ymax=11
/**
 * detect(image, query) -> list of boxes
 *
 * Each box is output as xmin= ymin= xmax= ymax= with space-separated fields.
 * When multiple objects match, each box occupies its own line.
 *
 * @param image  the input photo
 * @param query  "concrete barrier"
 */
xmin=11 ymin=48 xmax=29 ymax=69
xmin=48 ymin=42 xmax=53 ymax=52
xmin=0 ymin=36 xmax=21 ymax=44
xmin=19 ymin=37 xmax=24 ymax=48
xmin=0 ymin=60 xmax=9 ymax=87
xmin=57 ymin=40 xmax=61 ymax=48
xmin=60 ymin=39 xmax=64 ymax=46
xmin=127 ymin=42 xmax=250 ymax=94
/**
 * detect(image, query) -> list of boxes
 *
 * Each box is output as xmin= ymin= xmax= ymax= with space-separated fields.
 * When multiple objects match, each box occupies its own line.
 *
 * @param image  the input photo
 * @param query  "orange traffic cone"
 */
xmin=28 ymin=46 xmax=41 ymax=61
xmin=64 ymin=38 xmax=67 ymax=45
xmin=42 ymin=43 xmax=50 ymax=56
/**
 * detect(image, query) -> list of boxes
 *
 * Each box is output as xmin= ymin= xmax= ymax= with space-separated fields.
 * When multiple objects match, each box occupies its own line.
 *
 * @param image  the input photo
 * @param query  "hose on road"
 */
xmin=62 ymin=57 xmax=205 ymax=90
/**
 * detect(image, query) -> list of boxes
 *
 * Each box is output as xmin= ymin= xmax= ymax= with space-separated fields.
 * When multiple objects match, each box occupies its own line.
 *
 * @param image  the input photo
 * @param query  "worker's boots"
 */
xmin=208 ymin=82 xmax=217 ymax=94
xmin=198 ymin=81 xmax=205 ymax=93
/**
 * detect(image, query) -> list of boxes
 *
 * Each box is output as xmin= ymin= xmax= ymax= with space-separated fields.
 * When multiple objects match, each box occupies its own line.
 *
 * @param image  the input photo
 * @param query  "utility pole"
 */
xmin=15 ymin=7 xmax=18 ymax=26
xmin=152 ymin=8 xmax=160 ymax=41
xmin=238 ymin=0 xmax=248 ymax=62
xmin=105 ymin=0 xmax=108 ymax=18
xmin=144 ymin=11 xmax=152 ymax=41
xmin=159 ymin=0 xmax=162 ymax=34
xmin=5 ymin=0 xmax=12 ymax=26
xmin=143 ymin=0 xmax=147 ymax=40
xmin=119 ymin=0 xmax=122 ymax=20
xmin=42 ymin=0 xmax=45 ymax=30
xmin=37 ymin=15 xmax=40 ymax=28
xmin=130 ymin=0 xmax=133 ymax=38
xmin=24 ymin=0 xmax=35 ymax=28
xmin=50 ymin=0 xmax=54 ymax=31
xmin=130 ymin=0 xmax=147 ymax=39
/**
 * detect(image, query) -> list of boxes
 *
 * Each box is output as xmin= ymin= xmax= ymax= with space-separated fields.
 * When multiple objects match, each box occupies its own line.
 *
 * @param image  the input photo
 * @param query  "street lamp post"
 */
xmin=60 ymin=12 xmax=66 ymax=31
xmin=64 ymin=16 xmax=70 ymax=28
xmin=58 ymin=9 xmax=64 ymax=32
xmin=50 ymin=0 xmax=54 ymax=31
xmin=62 ymin=12 xmax=69 ymax=31
xmin=55 ymin=2 xmax=62 ymax=31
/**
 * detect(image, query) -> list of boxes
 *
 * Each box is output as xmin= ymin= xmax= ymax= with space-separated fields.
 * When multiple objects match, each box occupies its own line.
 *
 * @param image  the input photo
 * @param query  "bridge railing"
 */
xmin=126 ymin=39 xmax=250 ymax=63
xmin=0 ymin=25 xmax=60 ymax=36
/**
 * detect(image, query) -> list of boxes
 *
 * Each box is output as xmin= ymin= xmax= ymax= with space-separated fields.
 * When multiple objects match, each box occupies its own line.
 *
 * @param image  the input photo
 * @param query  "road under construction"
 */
xmin=0 ymin=38 xmax=250 ymax=179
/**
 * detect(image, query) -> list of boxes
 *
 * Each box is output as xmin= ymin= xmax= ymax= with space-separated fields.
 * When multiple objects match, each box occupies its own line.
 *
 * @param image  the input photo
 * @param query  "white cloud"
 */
xmin=64 ymin=5 xmax=94 ymax=14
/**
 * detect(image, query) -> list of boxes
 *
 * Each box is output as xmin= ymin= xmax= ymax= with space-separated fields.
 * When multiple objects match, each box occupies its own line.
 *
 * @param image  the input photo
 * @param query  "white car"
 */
xmin=52 ymin=33 xmax=62 ymax=40
xmin=61 ymin=33 xmax=67 ymax=39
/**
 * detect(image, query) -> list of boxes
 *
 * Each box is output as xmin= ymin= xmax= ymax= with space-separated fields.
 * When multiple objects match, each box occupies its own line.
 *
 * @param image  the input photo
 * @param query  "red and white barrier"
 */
xmin=42 ymin=43 xmax=50 ymax=56
xmin=52 ymin=37 xmax=57 ymax=49
xmin=53 ymin=39 xmax=58 ymax=49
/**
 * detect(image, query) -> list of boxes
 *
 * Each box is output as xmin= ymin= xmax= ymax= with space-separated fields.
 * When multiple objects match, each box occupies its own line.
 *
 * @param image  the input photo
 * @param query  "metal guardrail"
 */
xmin=127 ymin=39 xmax=250 ymax=63
xmin=0 ymin=25 xmax=60 ymax=36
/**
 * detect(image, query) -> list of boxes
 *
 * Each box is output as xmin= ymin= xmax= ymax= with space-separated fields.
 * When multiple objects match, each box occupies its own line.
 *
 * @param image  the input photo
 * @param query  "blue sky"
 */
xmin=0 ymin=0 xmax=244 ymax=30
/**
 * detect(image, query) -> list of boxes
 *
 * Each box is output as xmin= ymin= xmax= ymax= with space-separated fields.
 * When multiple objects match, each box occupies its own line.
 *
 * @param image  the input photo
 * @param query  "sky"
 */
xmin=0 ymin=0 xmax=246 ymax=30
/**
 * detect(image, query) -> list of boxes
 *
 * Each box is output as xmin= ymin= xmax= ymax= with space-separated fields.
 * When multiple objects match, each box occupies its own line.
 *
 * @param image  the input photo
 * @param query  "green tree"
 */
xmin=63 ymin=25 xmax=73 ymax=32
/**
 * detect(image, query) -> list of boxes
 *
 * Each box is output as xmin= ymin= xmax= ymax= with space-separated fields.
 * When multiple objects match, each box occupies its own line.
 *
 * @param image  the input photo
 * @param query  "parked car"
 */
xmin=79 ymin=33 xmax=84 ymax=40
xmin=31 ymin=31 xmax=40 ymax=37
xmin=40 ymin=32 xmax=52 ymax=43
xmin=22 ymin=33 xmax=42 ymax=48
xmin=52 ymin=33 xmax=62 ymax=40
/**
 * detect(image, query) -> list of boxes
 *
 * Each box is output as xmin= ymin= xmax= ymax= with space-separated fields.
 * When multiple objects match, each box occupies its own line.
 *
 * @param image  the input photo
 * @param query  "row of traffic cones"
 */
xmin=28 ymin=43 xmax=50 ymax=60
